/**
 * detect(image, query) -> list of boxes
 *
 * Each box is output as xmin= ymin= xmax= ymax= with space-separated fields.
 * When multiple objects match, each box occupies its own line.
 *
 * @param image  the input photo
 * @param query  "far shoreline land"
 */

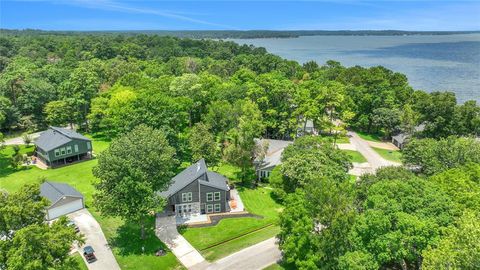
xmin=1 ymin=28 xmax=479 ymax=39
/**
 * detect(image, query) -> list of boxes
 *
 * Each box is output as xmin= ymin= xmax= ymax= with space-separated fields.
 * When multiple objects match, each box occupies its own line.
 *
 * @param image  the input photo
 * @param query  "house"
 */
xmin=159 ymin=159 xmax=230 ymax=216
xmin=40 ymin=181 xmax=85 ymax=220
xmin=34 ymin=127 xmax=92 ymax=167
xmin=297 ymin=119 xmax=317 ymax=137
xmin=391 ymin=124 xmax=425 ymax=149
xmin=254 ymin=139 xmax=293 ymax=180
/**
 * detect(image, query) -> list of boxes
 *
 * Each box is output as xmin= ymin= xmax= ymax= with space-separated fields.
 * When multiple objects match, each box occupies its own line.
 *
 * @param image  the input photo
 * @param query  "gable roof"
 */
xmin=201 ymin=172 xmax=229 ymax=191
xmin=255 ymin=139 xmax=293 ymax=170
xmin=35 ymin=127 xmax=91 ymax=152
xmin=159 ymin=159 xmax=208 ymax=198
xmin=40 ymin=181 xmax=83 ymax=206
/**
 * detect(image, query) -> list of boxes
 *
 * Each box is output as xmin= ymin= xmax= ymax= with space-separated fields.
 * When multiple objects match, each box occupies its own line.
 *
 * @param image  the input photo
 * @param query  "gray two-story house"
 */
xmin=159 ymin=159 xmax=230 ymax=216
xmin=34 ymin=127 xmax=92 ymax=167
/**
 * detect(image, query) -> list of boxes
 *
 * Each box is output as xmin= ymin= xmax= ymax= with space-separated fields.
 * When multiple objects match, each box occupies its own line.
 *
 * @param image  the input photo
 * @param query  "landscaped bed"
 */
xmin=181 ymin=187 xmax=283 ymax=261
xmin=0 ymin=137 xmax=181 ymax=270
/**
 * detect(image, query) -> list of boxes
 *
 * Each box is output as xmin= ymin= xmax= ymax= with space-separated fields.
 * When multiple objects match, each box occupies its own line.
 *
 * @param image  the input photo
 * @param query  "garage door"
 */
xmin=48 ymin=198 xmax=83 ymax=220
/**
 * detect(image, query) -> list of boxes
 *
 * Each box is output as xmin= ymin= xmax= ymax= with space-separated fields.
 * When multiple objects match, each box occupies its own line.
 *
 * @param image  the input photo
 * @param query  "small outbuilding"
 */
xmin=40 ymin=181 xmax=85 ymax=220
xmin=34 ymin=127 xmax=92 ymax=167
xmin=254 ymin=139 xmax=293 ymax=180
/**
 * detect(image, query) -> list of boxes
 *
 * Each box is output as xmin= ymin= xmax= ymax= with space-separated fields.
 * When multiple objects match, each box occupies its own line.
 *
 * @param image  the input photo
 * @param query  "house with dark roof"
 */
xmin=159 ymin=159 xmax=230 ymax=216
xmin=40 ymin=181 xmax=84 ymax=220
xmin=34 ymin=127 xmax=92 ymax=167
xmin=254 ymin=139 xmax=293 ymax=180
xmin=391 ymin=124 xmax=426 ymax=149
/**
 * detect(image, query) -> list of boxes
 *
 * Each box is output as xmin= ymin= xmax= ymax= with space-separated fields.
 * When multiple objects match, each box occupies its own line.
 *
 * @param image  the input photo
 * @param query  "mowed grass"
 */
xmin=372 ymin=147 xmax=403 ymax=163
xmin=356 ymin=131 xmax=382 ymax=142
xmin=70 ymin=252 xmax=88 ymax=270
xmin=0 ymin=138 xmax=181 ymax=270
xmin=181 ymin=187 xmax=282 ymax=260
xmin=342 ymin=150 xmax=367 ymax=163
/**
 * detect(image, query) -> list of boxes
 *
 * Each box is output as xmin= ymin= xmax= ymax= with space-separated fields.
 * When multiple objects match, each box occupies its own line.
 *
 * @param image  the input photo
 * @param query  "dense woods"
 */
xmin=1 ymin=31 xmax=479 ymax=270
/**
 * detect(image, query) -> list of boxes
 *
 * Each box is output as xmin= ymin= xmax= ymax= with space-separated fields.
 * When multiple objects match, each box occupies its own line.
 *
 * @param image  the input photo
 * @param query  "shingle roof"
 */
xmin=201 ymin=172 xmax=229 ymax=191
xmin=255 ymin=139 xmax=293 ymax=170
xmin=35 ymin=127 xmax=90 ymax=152
xmin=40 ymin=181 xmax=83 ymax=206
xmin=159 ymin=159 xmax=207 ymax=198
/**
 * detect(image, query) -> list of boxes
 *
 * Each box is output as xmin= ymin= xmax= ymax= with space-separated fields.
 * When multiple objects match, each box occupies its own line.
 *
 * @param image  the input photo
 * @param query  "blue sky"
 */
xmin=1 ymin=1 xmax=479 ymax=31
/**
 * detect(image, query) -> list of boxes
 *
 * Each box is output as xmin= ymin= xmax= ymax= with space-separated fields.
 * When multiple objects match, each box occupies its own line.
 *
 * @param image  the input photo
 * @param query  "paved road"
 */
xmin=156 ymin=213 xmax=207 ymax=269
xmin=4 ymin=131 xmax=42 ymax=145
xmin=348 ymin=131 xmax=400 ymax=170
xmin=68 ymin=209 xmax=120 ymax=270
xmin=204 ymin=237 xmax=281 ymax=270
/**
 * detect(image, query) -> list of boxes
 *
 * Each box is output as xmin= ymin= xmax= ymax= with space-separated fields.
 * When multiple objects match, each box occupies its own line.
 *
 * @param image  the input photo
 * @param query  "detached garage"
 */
xmin=40 ymin=181 xmax=84 ymax=220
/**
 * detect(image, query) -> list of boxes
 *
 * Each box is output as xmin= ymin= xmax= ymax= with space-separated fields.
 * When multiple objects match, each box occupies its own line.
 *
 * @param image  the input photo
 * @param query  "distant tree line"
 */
xmin=2 ymin=29 xmax=479 ymax=39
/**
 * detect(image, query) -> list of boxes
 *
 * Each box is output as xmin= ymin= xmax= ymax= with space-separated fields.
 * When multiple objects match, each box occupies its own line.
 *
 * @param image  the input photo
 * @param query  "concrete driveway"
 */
xmin=348 ymin=131 xmax=400 ymax=169
xmin=205 ymin=237 xmax=281 ymax=270
xmin=156 ymin=213 xmax=207 ymax=269
xmin=68 ymin=209 xmax=120 ymax=270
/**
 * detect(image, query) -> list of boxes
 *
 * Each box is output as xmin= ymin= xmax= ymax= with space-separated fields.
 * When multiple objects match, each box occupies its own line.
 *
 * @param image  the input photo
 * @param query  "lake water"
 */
xmin=232 ymin=34 xmax=480 ymax=103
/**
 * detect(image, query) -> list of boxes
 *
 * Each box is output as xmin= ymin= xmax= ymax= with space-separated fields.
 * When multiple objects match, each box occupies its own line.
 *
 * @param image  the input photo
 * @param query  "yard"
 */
xmin=181 ymin=187 xmax=283 ymax=261
xmin=342 ymin=150 xmax=367 ymax=163
xmin=372 ymin=147 xmax=402 ymax=163
xmin=0 ymin=137 xmax=182 ymax=270
xmin=356 ymin=131 xmax=383 ymax=142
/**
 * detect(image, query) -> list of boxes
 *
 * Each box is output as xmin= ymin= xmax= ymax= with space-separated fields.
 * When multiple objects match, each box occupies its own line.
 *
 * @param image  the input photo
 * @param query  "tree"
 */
xmin=93 ymin=125 xmax=178 ymax=239
xmin=371 ymin=107 xmax=401 ymax=138
xmin=402 ymin=136 xmax=480 ymax=176
xmin=0 ymin=184 xmax=83 ymax=270
xmin=22 ymin=133 xmax=31 ymax=146
xmin=400 ymin=104 xmax=420 ymax=134
xmin=43 ymin=100 xmax=75 ymax=127
xmin=224 ymin=100 xmax=265 ymax=184
xmin=189 ymin=122 xmax=220 ymax=167
xmin=422 ymin=211 xmax=480 ymax=270
xmin=349 ymin=167 xmax=455 ymax=270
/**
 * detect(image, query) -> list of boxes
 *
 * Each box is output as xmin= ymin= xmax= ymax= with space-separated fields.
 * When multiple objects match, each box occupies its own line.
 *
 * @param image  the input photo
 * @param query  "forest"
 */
xmin=1 ymin=31 xmax=480 ymax=270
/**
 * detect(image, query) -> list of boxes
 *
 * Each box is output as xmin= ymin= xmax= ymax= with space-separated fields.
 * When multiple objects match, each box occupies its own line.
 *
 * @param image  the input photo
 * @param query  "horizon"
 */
xmin=1 ymin=1 xmax=480 ymax=31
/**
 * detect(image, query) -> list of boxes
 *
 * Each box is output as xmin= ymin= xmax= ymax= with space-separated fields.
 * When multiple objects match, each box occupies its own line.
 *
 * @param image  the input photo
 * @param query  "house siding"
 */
xmin=45 ymin=139 xmax=91 ymax=162
xmin=49 ymin=196 xmax=84 ymax=208
xmin=168 ymin=178 xmax=200 ymax=205
xmin=200 ymin=184 xmax=228 ymax=213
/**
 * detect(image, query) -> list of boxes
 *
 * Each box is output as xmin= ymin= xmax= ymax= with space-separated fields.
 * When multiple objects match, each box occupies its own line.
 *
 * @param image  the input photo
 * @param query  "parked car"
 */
xmin=83 ymin=246 xmax=97 ymax=263
xmin=67 ymin=220 xmax=80 ymax=233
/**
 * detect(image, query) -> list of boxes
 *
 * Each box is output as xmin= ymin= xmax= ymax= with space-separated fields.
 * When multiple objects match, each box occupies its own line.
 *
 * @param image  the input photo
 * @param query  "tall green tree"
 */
xmin=93 ymin=125 xmax=178 ymax=239
xmin=189 ymin=122 xmax=220 ymax=167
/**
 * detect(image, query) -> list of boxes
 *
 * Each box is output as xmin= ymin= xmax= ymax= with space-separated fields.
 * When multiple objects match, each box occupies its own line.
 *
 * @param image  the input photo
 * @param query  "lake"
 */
xmin=232 ymin=34 xmax=480 ymax=103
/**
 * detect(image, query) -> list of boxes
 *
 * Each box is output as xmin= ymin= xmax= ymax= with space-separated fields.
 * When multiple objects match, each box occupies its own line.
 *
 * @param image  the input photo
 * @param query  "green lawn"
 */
xmin=71 ymin=252 xmax=88 ymax=270
xmin=181 ymin=187 xmax=282 ymax=260
xmin=372 ymin=147 xmax=402 ymax=163
xmin=0 ymin=138 xmax=181 ymax=270
xmin=263 ymin=262 xmax=296 ymax=270
xmin=356 ymin=131 xmax=382 ymax=142
xmin=342 ymin=150 xmax=367 ymax=163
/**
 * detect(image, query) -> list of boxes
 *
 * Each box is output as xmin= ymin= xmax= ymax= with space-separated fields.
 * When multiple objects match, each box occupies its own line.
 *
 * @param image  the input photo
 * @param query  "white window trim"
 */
xmin=60 ymin=147 xmax=66 ymax=155
xmin=54 ymin=149 xmax=60 ymax=157
xmin=182 ymin=192 xmax=192 ymax=203
xmin=87 ymin=142 xmax=91 ymax=150
xmin=74 ymin=144 xmax=79 ymax=153
xmin=206 ymin=192 xmax=213 ymax=202
xmin=214 ymin=192 xmax=221 ymax=201
xmin=66 ymin=146 xmax=72 ymax=154
xmin=214 ymin=204 xmax=221 ymax=213
xmin=206 ymin=204 xmax=214 ymax=213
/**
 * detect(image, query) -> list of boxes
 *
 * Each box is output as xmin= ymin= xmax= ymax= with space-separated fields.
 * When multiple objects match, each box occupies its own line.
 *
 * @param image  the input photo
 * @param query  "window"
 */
xmin=60 ymin=147 xmax=66 ymax=155
xmin=214 ymin=204 xmax=221 ymax=213
xmin=182 ymin=192 xmax=192 ymax=202
xmin=206 ymin=192 xmax=213 ymax=202
xmin=54 ymin=149 xmax=60 ymax=157
xmin=87 ymin=142 xmax=91 ymax=150
xmin=74 ymin=144 xmax=79 ymax=153
xmin=206 ymin=204 xmax=214 ymax=213
xmin=214 ymin=192 xmax=221 ymax=201
xmin=66 ymin=146 xmax=72 ymax=154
